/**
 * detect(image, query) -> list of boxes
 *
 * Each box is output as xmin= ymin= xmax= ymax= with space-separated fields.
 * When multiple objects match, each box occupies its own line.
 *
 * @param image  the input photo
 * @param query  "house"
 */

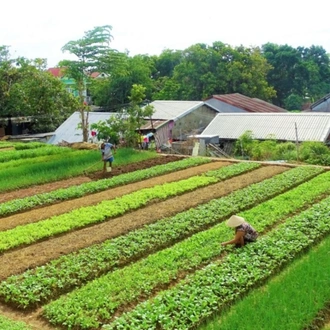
xmin=47 ymin=68 xmax=90 ymax=104
xmin=204 ymin=93 xmax=288 ymax=113
xmin=47 ymin=94 xmax=290 ymax=149
xmin=196 ymin=112 xmax=330 ymax=155
xmin=139 ymin=100 xmax=220 ymax=150
xmin=140 ymin=95 xmax=287 ymax=151
xmin=308 ymin=93 xmax=330 ymax=112
xmin=47 ymin=111 xmax=118 ymax=145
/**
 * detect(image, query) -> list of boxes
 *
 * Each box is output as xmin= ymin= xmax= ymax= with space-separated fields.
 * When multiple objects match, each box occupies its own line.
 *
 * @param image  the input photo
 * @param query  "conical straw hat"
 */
xmin=226 ymin=215 xmax=245 ymax=228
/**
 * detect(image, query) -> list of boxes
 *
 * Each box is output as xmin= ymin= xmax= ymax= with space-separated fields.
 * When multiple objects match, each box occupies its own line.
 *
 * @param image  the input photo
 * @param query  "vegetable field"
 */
xmin=0 ymin=142 xmax=330 ymax=330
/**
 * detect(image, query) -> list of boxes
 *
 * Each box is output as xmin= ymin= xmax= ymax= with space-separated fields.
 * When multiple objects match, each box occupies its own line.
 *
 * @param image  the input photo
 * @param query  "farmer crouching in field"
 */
xmin=100 ymin=141 xmax=116 ymax=173
xmin=221 ymin=215 xmax=258 ymax=248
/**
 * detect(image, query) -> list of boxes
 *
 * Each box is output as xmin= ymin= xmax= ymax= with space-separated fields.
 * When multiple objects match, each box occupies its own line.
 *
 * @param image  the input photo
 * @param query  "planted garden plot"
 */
xmin=0 ymin=143 xmax=329 ymax=330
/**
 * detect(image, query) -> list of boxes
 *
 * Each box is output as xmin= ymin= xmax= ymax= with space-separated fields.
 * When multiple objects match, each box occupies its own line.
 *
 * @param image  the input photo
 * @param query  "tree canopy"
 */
xmin=1 ymin=29 xmax=330 ymax=138
xmin=0 ymin=47 xmax=78 ymax=132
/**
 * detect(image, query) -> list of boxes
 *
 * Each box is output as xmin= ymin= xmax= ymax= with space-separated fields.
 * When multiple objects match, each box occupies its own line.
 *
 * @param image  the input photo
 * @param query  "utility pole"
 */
xmin=295 ymin=122 xmax=300 ymax=162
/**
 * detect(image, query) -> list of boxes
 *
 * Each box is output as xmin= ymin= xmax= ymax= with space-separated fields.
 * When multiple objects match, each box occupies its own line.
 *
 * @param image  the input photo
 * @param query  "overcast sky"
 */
xmin=1 ymin=0 xmax=329 ymax=68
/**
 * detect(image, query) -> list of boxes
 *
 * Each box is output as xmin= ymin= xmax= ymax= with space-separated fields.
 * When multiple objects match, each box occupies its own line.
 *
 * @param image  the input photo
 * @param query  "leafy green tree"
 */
xmin=284 ymin=94 xmax=304 ymax=111
xmin=60 ymin=25 xmax=114 ymax=141
xmin=90 ymin=115 xmax=120 ymax=144
xmin=91 ymin=84 xmax=155 ymax=147
xmin=0 ymin=46 xmax=10 ymax=62
xmin=89 ymin=53 xmax=155 ymax=110
xmin=156 ymin=43 xmax=275 ymax=101
xmin=0 ymin=48 xmax=78 ymax=132
xmin=153 ymin=49 xmax=183 ymax=78
xmin=89 ymin=50 xmax=129 ymax=107
xmin=262 ymin=43 xmax=330 ymax=108
xmin=262 ymin=43 xmax=300 ymax=107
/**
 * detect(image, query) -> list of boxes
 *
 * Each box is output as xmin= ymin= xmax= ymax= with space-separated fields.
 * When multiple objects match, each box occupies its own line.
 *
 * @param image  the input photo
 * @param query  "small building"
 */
xmin=47 ymin=68 xmax=90 ymax=104
xmin=198 ymin=112 xmax=330 ymax=155
xmin=140 ymin=100 xmax=220 ymax=150
xmin=47 ymin=111 xmax=118 ymax=145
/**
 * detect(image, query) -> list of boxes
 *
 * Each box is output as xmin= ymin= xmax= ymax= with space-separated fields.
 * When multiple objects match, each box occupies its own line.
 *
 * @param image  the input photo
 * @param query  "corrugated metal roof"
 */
xmin=201 ymin=113 xmax=330 ymax=142
xmin=205 ymin=93 xmax=287 ymax=113
xmin=140 ymin=119 xmax=170 ymax=130
xmin=148 ymin=100 xmax=204 ymax=120
xmin=48 ymin=111 xmax=118 ymax=144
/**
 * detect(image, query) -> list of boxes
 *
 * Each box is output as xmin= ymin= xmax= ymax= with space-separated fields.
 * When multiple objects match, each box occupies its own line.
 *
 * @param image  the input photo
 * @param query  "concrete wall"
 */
xmin=172 ymin=105 xmax=217 ymax=140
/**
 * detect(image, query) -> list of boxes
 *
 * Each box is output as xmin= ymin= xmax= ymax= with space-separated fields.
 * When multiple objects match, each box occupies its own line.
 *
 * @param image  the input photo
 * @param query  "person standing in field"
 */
xmin=221 ymin=215 xmax=258 ymax=248
xmin=100 ymin=141 xmax=116 ymax=173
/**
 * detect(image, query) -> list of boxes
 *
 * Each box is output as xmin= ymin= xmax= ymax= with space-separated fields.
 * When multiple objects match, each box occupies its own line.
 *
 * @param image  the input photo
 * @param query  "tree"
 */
xmin=155 ymin=43 xmax=276 ymax=101
xmin=91 ymin=84 xmax=155 ymax=147
xmin=262 ymin=43 xmax=330 ymax=108
xmin=60 ymin=25 xmax=113 ymax=141
xmin=0 ymin=48 xmax=78 ymax=132
xmin=89 ymin=53 xmax=155 ymax=110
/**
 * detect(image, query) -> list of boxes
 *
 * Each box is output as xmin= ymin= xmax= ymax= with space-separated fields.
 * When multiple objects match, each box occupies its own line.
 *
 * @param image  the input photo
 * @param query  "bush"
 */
xmin=299 ymin=142 xmax=330 ymax=165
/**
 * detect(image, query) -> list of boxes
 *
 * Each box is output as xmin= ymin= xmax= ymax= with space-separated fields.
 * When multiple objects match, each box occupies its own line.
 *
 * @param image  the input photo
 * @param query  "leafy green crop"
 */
xmin=0 ymin=157 xmax=212 ymax=216
xmin=103 ymin=196 xmax=330 ymax=330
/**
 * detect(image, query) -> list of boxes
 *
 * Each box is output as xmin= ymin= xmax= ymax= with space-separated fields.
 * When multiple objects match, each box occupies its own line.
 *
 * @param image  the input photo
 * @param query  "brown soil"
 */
xmin=0 ymin=159 xmax=289 ymax=330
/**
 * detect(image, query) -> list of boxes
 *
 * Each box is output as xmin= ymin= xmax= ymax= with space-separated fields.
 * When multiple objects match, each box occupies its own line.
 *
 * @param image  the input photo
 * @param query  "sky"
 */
xmin=1 ymin=0 xmax=330 ymax=68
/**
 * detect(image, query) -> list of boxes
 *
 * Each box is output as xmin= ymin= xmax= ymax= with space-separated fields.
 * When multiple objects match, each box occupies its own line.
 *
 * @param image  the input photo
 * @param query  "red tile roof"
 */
xmin=47 ymin=67 xmax=64 ymax=78
xmin=207 ymin=93 xmax=287 ymax=113
xmin=90 ymin=72 xmax=100 ymax=78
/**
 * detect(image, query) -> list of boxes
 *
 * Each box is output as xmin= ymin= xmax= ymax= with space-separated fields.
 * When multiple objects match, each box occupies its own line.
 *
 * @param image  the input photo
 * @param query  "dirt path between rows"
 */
xmin=0 ymin=165 xmax=288 ymax=280
xmin=0 ymin=164 xmax=289 ymax=330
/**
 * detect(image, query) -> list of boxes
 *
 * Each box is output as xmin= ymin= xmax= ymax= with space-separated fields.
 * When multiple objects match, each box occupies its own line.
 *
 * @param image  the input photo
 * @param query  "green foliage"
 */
xmin=234 ymin=131 xmax=330 ymax=164
xmin=299 ymin=141 xmax=330 ymax=165
xmin=0 ymin=315 xmax=31 ymax=330
xmin=207 ymin=233 xmax=330 ymax=330
xmin=92 ymin=84 xmax=155 ymax=147
xmin=0 ymin=146 xmax=158 ymax=192
xmin=0 ymin=52 xmax=78 ymax=131
xmin=0 ymin=157 xmax=210 ymax=216
xmin=90 ymin=115 xmax=120 ymax=144
xmin=60 ymin=25 xmax=114 ymax=141
xmin=274 ymin=141 xmax=297 ymax=160
xmin=101 ymin=168 xmax=328 ymax=330
xmin=262 ymin=43 xmax=330 ymax=107
xmin=234 ymin=130 xmax=255 ymax=158
xmin=251 ymin=138 xmax=277 ymax=160
xmin=156 ymin=43 xmax=276 ymax=101
xmin=284 ymin=93 xmax=304 ymax=110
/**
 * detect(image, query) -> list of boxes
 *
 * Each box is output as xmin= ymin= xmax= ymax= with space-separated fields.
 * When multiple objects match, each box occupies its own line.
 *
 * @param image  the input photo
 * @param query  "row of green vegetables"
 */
xmin=0 ymin=157 xmax=212 ymax=216
xmin=99 ymin=194 xmax=330 ymax=330
xmin=0 ymin=165 xmax=324 ymax=311
xmin=204 ymin=232 xmax=330 ymax=330
xmin=0 ymin=145 xmax=73 ymax=163
xmin=0 ymin=315 xmax=31 ymax=330
xmin=0 ymin=162 xmax=260 ymax=253
xmin=38 ymin=169 xmax=330 ymax=329
xmin=0 ymin=147 xmax=157 ymax=192
xmin=0 ymin=149 xmax=94 ymax=171
xmin=0 ymin=141 xmax=47 ymax=150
